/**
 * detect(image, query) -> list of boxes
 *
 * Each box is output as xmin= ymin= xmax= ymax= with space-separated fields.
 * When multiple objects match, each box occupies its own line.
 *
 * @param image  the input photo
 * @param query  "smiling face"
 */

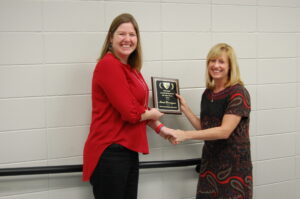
xmin=205 ymin=43 xmax=243 ymax=89
xmin=208 ymin=52 xmax=230 ymax=84
xmin=110 ymin=22 xmax=137 ymax=64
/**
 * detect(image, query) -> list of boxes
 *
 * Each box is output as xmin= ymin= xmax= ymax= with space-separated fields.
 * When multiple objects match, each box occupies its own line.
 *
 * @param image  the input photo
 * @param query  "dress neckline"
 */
xmin=208 ymin=84 xmax=239 ymax=103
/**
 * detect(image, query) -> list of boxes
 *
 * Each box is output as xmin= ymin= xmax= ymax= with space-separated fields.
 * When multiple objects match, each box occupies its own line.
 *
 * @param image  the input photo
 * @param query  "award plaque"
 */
xmin=151 ymin=77 xmax=181 ymax=114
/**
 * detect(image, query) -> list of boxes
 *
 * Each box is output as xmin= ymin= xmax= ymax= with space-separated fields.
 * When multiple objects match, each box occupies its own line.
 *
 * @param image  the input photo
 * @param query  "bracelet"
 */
xmin=155 ymin=124 xmax=164 ymax=134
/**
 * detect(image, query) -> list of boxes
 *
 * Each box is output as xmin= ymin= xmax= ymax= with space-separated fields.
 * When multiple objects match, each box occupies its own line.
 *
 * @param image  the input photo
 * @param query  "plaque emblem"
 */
xmin=163 ymin=82 xmax=170 ymax=90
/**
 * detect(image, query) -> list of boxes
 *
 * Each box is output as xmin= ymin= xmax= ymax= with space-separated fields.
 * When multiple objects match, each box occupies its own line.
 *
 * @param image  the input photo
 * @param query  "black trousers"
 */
xmin=90 ymin=144 xmax=139 ymax=199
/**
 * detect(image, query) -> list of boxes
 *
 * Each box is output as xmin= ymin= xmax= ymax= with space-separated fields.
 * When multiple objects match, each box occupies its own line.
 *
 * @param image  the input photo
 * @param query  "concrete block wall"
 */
xmin=0 ymin=0 xmax=299 ymax=198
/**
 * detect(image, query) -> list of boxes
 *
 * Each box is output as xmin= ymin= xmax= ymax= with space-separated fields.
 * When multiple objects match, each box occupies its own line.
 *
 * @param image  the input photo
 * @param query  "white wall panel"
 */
xmin=0 ymin=66 xmax=45 ymax=98
xmin=161 ymin=115 xmax=198 ymax=133
xmin=43 ymin=1 xmax=104 ymax=32
xmin=162 ymin=60 xmax=205 ymax=88
xmin=107 ymin=0 xmax=160 ymax=2
xmin=162 ymin=167 xmax=198 ymax=199
xmin=258 ymin=34 xmax=297 ymax=58
xmin=0 ymin=1 xmax=42 ymax=31
xmin=255 ymin=181 xmax=296 ymax=199
xmin=212 ymin=5 xmax=256 ymax=32
xmin=246 ymin=85 xmax=257 ymax=111
xmin=0 ymin=130 xmax=47 ymax=164
xmin=257 ymin=108 xmax=296 ymax=135
xmin=48 ymin=157 xmax=82 ymax=166
xmin=0 ymin=175 xmax=48 ymax=197
xmin=250 ymin=110 xmax=257 ymax=136
xmin=298 ymin=36 xmax=300 ymax=58
xmin=258 ymin=7 xmax=298 ymax=32
xmin=45 ymin=63 xmax=94 ymax=95
xmin=162 ymin=3 xmax=210 ymax=31
xmin=139 ymin=147 xmax=163 ymax=161
xmin=296 ymin=133 xmax=300 ymax=156
xmin=49 ymin=173 xmax=86 ymax=191
xmin=297 ymin=108 xmax=300 ymax=131
xmin=250 ymin=137 xmax=256 ymax=161
xmin=47 ymin=126 xmax=89 ymax=159
xmin=148 ymin=91 xmax=154 ymax=108
xmin=163 ymin=143 xmax=203 ymax=160
xmin=298 ymin=10 xmax=300 ymax=32
xmin=258 ymin=0 xmax=300 ymax=6
xmin=162 ymin=32 xmax=211 ymax=60
xmin=256 ymin=157 xmax=295 ymax=185
xmin=48 ymin=186 xmax=93 ymax=199
xmin=141 ymin=32 xmax=162 ymax=61
xmin=48 ymin=158 xmax=83 ymax=190
xmin=0 ymin=160 xmax=47 ymax=169
xmin=297 ymin=59 xmax=300 ymax=82
xmin=0 ymin=33 xmax=43 ymax=65
xmin=297 ymin=180 xmax=300 ymax=199
xmin=296 ymin=156 xmax=300 ymax=179
xmin=0 ymin=191 xmax=48 ymax=199
xmin=139 ymin=170 xmax=164 ymax=199
xmin=257 ymin=59 xmax=297 ymax=84
xmin=256 ymin=133 xmax=296 ymax=160
xmin=239 ymin=59 xmax=257 ymax=85
xmin=105 ymin=2 xmax=161 ymax=31
xmin=162 ymin=0 xmax=210 ymax=3
xmin=179 ymin=88 xmax=204 ymax=115
xmin=0 ymin=98 xmax=45 ymax=132
xmin=297 ymin=83 xmax=300 ymax=106
xmin=212 ymin=33 xmax=257 ymax=58
xmin=213 ymin=0 xmax=256 ymax=5
xmin=141 ymin=61 xmax=162 ymax=88
xmin=46 ymin=96 xmax=91 ymax=128
xmin=253 ymin=162 xmax=257 ymax=186
xmin=257 ymin=84 xmax=297 ymax=109
xmin=44 ymin=33 xmax=104 ymax=64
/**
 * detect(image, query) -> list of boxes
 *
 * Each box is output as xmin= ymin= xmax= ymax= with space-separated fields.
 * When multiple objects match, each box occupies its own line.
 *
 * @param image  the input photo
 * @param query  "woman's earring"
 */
xmin=109 ymin=43 xmax=112 ymax=51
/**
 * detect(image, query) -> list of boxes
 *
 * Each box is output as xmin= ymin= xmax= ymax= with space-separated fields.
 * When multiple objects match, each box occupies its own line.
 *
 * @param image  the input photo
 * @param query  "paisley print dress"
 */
xmin=196 ymin=84 xmax=252 ymax=199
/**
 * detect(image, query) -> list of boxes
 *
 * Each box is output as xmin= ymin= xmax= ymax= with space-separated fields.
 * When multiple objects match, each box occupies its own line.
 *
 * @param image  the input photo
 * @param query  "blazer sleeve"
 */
xmin=95 ymin=59 xmax=146 ymax=123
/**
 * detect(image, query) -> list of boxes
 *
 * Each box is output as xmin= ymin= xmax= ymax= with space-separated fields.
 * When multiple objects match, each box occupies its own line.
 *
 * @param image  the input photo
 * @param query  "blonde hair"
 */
xmin=99 ymin=13 xmax=142 ymax=71
xmin=205 ymin=43 xmax=244 ymax=89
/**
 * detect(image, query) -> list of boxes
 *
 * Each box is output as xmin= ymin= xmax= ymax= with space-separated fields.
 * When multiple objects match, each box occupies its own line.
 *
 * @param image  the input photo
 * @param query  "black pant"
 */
xmin=90 ymin=144 xmax=139 ymax=199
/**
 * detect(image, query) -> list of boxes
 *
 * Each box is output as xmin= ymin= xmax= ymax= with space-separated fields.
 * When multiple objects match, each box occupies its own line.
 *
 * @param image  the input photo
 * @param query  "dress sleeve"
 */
xmin=95 ymin=59 xmax=146 ymax=123
xmin=225 ymin=86 xmax=251 ymax=118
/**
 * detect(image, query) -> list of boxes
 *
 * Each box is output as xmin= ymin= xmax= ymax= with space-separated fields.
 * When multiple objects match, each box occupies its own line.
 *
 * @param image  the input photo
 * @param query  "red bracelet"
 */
xmin=155 ymin=124 xmax=164 ymax=134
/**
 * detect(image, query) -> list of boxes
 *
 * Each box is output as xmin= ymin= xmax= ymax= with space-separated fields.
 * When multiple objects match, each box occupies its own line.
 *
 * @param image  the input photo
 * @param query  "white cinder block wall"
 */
xmin=0 ymin=0 xmax=299 ymax=198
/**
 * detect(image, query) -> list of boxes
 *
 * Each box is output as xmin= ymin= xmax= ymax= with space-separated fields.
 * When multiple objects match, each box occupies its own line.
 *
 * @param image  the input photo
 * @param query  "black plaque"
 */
xmin=151 ymin=77 xmax=181 ymax=114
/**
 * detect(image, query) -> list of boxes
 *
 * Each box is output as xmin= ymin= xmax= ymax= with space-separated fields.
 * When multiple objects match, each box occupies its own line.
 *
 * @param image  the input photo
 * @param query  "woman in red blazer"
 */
xmin=83 ymin=13 xmax=172 ymax=199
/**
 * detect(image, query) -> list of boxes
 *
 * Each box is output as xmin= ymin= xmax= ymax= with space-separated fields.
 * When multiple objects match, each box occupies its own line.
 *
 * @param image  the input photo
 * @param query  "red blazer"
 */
xmin=83 ymin=53 xmax=149 ymax=181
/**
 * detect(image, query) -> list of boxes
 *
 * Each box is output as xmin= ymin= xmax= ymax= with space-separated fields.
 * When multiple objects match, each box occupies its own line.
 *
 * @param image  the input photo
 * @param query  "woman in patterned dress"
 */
xmin=172 ymin=43 xmax=252 ymax=199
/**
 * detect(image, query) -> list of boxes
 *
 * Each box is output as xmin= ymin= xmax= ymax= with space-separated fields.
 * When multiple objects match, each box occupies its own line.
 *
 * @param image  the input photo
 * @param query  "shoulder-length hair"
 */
xmin=99 ymin=13 xmax=143 ymax=71
xmin=205 ymin=43 xmax=244 ymax=89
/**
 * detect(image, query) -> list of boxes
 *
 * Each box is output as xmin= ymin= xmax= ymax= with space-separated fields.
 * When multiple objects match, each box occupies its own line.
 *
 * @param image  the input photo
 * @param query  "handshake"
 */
xmin=158 ymin=126 xmax=186 ymax=145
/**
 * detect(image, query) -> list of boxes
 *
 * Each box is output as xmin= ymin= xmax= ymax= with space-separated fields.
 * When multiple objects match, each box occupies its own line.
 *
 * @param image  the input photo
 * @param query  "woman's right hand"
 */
xmin=141 ymin=108 xmax=164 ymax=121
xmin=176 ymin=94 xmax=201 ymax=130
xmin=148 ymin=108 xmax=164 ymax=120
xmin=176 ymin=94 xmax=189 ymax=113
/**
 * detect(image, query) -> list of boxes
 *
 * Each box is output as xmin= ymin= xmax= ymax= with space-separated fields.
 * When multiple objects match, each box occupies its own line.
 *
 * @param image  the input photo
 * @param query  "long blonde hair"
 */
xmin=205 ymin=43 xmax=244 ymax=89
xmin=99 ymin=13 xmax=143 ymax=71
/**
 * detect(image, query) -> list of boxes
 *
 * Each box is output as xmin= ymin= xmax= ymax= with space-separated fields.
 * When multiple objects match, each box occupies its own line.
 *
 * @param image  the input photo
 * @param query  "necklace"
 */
xmin=211 ymin=90 xmax=219 ymax=103
xmin=211 ymin=86 xmax=226 ymax=102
